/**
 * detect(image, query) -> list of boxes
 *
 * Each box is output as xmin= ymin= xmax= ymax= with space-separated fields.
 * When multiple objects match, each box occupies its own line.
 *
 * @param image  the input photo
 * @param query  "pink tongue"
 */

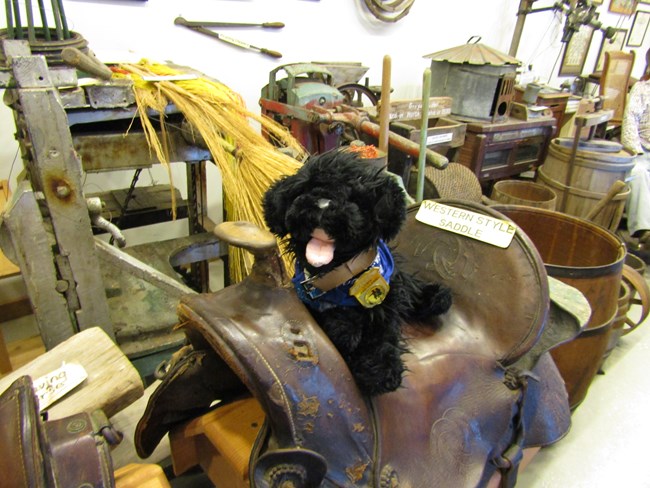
xmin=306 ymin=235 xmax=335 ymax=268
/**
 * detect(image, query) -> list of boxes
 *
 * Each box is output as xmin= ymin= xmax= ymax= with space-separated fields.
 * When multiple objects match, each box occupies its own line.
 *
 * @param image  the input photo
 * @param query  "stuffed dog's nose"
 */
xmin=317 ymin=198 xmax=331 ymax=209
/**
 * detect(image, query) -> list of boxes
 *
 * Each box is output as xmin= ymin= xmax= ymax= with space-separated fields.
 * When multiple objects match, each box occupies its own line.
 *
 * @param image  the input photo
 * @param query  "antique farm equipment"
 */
xmin=259 ymin=62 xmax=449 ymax=168
xmin=0 ymin=37 xmax=225 ymax=374
xmin=425 ymin=37 xmax=520 ymax=122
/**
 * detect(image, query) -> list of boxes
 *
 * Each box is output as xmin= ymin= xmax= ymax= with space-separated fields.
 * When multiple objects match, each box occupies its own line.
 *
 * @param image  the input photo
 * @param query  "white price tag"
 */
xmin=33 ymin=363 xmax=88 ymax=411
xmin=426 ymin=132 xmax=453 ymax=145
xmin=416 ymin=201 xmax=517 ymax=249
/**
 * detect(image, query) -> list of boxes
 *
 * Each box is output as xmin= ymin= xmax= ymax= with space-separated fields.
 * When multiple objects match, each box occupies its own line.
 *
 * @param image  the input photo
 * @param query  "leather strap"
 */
xmin=304 ymin=247 xmax=377 ymax=292
xmin=622 ymin=263 xmax=650 ymax=335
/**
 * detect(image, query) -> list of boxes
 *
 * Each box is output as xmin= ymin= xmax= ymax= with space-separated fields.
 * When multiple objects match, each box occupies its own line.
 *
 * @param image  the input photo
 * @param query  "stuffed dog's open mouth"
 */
xmin=305 ymin=228 xmax=335 ymax=268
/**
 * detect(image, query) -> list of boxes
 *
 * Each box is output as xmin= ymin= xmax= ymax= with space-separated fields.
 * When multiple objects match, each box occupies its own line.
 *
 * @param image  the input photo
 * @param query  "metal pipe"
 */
xmin=37 ymin=0 xmax=50 ymax=41
xmin=12 ymin=0 xmax=23 ymax=39
xmin=5 ymin=0 xmax=14 ymax=39
xmin=50 ymin=0 xmax=63 ymax=40
xmin=55 ymin=0 xmax=69 ymax=38
xmin=416 ymin=68 xmax=431 ymax=203
xmin=25 ymin=0 xmax=36 ymax=43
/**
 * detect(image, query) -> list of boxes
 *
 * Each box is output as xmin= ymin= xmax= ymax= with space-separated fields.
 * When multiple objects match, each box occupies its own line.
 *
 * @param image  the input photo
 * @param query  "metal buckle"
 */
xmin=300 ymin=275 xmax=326 ymax=300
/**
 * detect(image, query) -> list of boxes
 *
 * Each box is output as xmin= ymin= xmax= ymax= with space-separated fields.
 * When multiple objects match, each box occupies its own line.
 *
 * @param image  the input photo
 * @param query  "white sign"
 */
xmin=416 ymin=201 xmax=517 ymax=248
xmin=33 ymin=363 xmax=88 ymax=411
xmin=426 ymin=132 xmax=453 ymax=145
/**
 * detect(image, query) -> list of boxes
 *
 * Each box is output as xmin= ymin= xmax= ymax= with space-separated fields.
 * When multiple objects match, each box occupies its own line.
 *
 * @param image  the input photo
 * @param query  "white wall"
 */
xmin=0 ymin=0 xmax=648 ymax=198
xmin=0 ymin=0 xmax=648 ymax=304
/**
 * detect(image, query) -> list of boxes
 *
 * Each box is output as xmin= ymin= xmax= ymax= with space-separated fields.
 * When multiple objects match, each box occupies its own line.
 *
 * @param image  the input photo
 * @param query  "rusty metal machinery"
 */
xmin=0 ymin=37 xmax=223 ymax=372
xmin=260 ymin=62 xmax=449 ymax=169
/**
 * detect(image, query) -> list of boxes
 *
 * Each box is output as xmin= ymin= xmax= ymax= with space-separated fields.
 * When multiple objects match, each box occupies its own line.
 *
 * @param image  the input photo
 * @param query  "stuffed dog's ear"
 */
xmin=373 ymin=174 xmax=407 ymax=241
xmin=263 ymin=171 xmax=308 ymax=237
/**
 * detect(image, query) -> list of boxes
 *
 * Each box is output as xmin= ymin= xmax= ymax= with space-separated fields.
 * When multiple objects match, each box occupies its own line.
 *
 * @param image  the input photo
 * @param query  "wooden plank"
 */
xmin=575 ymin=109 xmax=614 ymax=128
xmin=0 ymin=327 xmax=143 ymax=420
xmin=0 ymin=297 xmax=33 ymax=324
xmin=114 ymin=463 xmax=171 ymax=488
xmin=0 ymin=327 xmax=12 ymax=374
xmin=5 ymin=335 xmax=44 ymax=371
xmin=383 ymin=97 xmax=452 ymax=121
xmin=170 ymin=397 xmax=263 ymax=484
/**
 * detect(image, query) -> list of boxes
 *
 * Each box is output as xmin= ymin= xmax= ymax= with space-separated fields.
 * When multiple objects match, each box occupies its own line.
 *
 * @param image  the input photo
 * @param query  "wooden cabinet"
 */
xmin=452 ymin=116 xmax=556 ymax=182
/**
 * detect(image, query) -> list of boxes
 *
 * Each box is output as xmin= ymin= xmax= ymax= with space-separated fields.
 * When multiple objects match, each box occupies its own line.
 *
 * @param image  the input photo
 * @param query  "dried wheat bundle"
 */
xmin=119 ymin=61 xmax=305 ymax=283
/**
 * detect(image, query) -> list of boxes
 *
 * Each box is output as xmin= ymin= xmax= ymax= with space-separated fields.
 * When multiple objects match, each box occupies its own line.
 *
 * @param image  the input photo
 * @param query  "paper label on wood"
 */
xmin=34 ymin=363 xmax=88 ymax=410
xmin=386 ymin=97 xmax=452 ymax=121
xmin=416 ymin=201 xmax=516 ymax=248
xmin=427 ymin=132 xmax=453 ymax=145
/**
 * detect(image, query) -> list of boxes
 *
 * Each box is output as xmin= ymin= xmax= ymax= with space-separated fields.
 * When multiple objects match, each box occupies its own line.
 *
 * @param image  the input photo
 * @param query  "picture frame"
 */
xmin=609 ymin=0 xmax=639 ymax=15
xmin=628 ymin=10 xmax=650 ymax=46
xmin=559 ymin=24 xmax=596 ymax=76
xmin=594 ymin=28 xmax=628 ymax=72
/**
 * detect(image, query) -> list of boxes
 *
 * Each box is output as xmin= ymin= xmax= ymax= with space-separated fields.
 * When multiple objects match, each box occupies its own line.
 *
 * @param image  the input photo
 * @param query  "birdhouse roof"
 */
xmin=424 ymin=42 xmax=522 ymax=66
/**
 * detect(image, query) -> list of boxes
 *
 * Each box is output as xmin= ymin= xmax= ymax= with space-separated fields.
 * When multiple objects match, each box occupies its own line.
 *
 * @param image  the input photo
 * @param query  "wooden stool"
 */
xmin=115 ymin=463 xmax=171 ymax=488
xmin=169 ymin=397 xmax=265 ymax=488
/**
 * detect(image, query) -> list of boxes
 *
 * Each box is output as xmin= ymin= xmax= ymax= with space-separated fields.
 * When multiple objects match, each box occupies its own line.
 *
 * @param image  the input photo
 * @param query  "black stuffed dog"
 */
xmin=263 ymin=149 xmax=452 ymax=396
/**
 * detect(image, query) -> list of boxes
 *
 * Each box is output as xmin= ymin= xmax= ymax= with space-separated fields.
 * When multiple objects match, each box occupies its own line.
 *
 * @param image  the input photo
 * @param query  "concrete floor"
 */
xmin=518 ymin=289 xmax=650 ymax=487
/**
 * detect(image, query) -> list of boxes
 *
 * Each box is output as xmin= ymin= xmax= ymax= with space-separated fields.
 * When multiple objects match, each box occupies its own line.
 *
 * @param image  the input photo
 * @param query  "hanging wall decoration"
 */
xmin=363 ymin=0 xmax=414 ymax=22
xmin=609 ymin=0 xmax=639 ymax=15
xmin=594 ymin=28 xmax=628 ymax=71
xmin=559 ymin=24 xmax=596 ymax=76
xmin=628 ymin=10 xmax=650 ymax=45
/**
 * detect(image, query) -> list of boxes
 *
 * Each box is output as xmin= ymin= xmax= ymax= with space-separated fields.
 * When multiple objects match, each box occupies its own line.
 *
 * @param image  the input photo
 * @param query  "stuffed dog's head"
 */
xmin=263 ymin=149 xmax=407 ymax=275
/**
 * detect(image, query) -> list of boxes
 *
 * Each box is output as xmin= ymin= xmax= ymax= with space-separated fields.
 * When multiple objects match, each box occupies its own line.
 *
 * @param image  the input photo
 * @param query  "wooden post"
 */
xmin=416 ymin=68 xmax=432 ymax=203
xmin=509 ymin=0 xmax=535 ymax=57
xmin=379 ymin=55 xmax=392 ymax=154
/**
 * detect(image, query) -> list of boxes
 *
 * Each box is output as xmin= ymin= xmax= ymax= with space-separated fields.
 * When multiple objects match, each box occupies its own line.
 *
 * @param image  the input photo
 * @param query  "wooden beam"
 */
xmin=0 ymin=297 xmax=32 ymax=323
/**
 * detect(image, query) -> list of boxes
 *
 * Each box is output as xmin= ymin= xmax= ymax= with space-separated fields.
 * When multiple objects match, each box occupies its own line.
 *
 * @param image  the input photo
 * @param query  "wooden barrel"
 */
xmin=491 ymin=205 xmax=625 ymax=409
xmin=490 ymin=180 xmax=557 ymax=210
xmin=537 ymin=138 xmax=635 ymax=230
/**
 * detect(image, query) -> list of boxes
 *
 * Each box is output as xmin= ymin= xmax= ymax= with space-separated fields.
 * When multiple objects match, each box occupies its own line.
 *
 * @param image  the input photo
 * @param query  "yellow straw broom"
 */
xmin=118 ymin=61 xmax=306 ymax=283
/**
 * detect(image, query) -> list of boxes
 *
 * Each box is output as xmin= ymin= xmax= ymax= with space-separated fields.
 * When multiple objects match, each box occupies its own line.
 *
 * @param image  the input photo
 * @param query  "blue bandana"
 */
xmin=293 ymin=240 xmax=394 ymax=311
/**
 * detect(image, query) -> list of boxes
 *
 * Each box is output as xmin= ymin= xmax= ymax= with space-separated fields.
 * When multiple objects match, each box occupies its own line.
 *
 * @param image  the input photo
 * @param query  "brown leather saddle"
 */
xmin=135 ymin=200 xmax=584 ymax=488
xmin=0 ymin=375 xmax=118 ymax=487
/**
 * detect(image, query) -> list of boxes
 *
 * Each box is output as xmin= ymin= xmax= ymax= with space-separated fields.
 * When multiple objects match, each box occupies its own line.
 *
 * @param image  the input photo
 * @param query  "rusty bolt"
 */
xmin=56 ymin=185 xmax=71 ymax=198
xmin=55 ymin=280 xmax=69 ymax=293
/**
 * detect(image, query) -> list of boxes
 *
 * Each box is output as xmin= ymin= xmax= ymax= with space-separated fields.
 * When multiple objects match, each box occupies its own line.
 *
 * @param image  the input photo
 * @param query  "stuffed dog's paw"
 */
xmin=417 ymin=283 xmax=453 ymax=319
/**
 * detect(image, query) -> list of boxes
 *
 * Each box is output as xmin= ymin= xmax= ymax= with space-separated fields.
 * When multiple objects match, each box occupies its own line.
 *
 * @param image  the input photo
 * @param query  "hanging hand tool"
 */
xmin=174 ymin=16 xmax=283 ymax=59
xmin=174 ymin=16 xmax=284 ymax=29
